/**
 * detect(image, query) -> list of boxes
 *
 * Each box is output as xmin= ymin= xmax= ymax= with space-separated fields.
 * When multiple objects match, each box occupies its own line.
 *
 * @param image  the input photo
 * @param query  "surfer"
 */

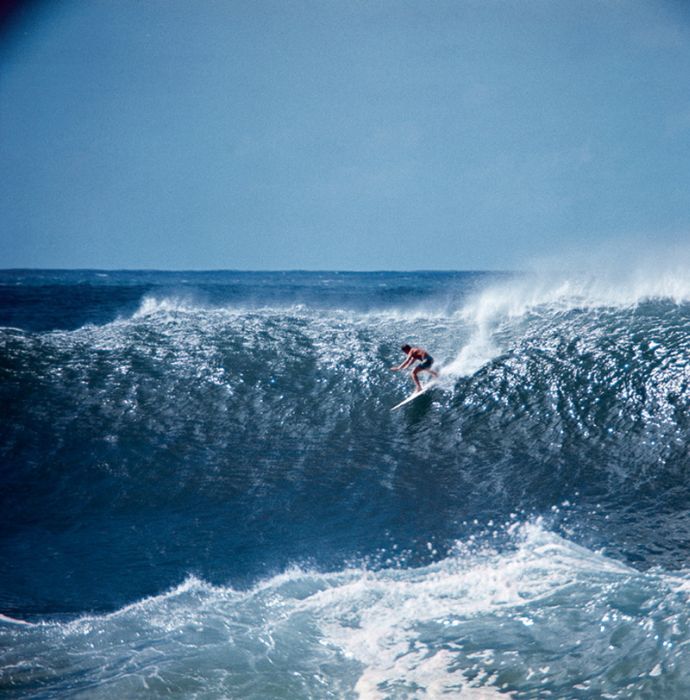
xmin=391 ymin=344 xmax=438 ymax=393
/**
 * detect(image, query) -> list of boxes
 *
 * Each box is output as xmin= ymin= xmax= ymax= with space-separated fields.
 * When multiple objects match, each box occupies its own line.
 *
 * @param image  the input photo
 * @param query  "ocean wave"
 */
xmin=4 ymin=270 xmax=690 ymax=655
xmin=3 ymin=283 xmax=689 ymax=529
xmin=4 ymin=269 xmax=690 ymax=698
xmin=2 ymin=522 xmax=688 ymax=698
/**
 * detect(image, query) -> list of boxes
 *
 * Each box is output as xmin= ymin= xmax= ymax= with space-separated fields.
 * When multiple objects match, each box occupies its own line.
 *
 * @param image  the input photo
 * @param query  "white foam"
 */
xmin=5 ymin=523 xmax=687 ymax=697
xmin=303 ymin=521 xmax=634 ymax=697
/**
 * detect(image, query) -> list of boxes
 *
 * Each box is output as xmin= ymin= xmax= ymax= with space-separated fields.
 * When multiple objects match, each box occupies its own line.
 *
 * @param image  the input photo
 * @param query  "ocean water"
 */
xmin=1 ymin=269 xmax=690 ymax=699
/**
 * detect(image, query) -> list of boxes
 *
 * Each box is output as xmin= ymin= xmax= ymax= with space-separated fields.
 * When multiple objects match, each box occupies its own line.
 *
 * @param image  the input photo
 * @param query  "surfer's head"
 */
xmin=401 ymin=344 xmax=411 ymax=354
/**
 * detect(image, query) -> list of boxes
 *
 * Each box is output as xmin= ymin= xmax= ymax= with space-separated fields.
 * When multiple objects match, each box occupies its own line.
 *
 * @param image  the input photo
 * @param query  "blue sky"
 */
xmin=1 ymin=0 xmax=689 ymax=270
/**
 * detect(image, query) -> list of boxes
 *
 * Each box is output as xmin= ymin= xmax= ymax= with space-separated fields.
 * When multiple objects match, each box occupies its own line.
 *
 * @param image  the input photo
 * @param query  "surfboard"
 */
xmin=391 ymin=381 xmax=438 ymax=411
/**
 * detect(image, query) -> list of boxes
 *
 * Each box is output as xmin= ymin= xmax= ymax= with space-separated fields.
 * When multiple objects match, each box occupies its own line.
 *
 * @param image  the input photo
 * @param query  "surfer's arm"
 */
xmin=391 ymin=353 xmax=415 ymax=371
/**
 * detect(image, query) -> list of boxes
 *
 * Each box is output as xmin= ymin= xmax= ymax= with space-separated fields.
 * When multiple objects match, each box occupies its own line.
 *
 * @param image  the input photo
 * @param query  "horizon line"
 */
xmin=0 ymin=267 xmax=518 ymax=274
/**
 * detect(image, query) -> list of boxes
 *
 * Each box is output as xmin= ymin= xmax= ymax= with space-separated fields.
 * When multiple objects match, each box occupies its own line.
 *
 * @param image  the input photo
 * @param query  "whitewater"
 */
xmin=2 ymin=269 xmax=690 ymax=698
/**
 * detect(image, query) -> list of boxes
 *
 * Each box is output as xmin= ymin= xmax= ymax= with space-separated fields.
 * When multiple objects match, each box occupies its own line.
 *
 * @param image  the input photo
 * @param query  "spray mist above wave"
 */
xmin=443 ymin=265 xmax=690 ymax=377
xmin=2 ymin=521 xmax=689 ymax=698
xmin=463 ymin=268 xmax=690 ymax=323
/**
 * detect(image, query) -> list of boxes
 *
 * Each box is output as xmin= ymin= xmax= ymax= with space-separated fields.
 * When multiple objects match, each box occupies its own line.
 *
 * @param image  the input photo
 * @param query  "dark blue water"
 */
xmin=2 ymin=269 xmax=690 ymax=698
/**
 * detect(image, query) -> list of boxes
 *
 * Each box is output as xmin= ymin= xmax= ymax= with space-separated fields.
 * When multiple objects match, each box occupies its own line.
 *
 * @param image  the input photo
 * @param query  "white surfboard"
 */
xmin=391 ymin=381 xmax=438 ymax=411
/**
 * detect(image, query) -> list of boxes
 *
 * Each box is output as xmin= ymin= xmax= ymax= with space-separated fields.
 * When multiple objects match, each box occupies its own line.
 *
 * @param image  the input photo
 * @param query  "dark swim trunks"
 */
xmin=418 ymin=354 xmax=434 ymax=370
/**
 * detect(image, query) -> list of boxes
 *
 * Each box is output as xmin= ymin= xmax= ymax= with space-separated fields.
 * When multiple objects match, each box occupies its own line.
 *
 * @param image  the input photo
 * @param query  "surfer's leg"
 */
xmin=411 ymin=367 xmax=423 ymax=392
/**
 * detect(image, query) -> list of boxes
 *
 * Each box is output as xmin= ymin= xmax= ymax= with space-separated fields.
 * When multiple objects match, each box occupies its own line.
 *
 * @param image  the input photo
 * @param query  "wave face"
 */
xmin=2 ymin=269 xmax=690 ymax=698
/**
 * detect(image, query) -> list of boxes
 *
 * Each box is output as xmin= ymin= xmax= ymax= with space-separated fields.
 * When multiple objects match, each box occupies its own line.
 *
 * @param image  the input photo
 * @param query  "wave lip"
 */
xmin=443 ymin=267 xmax=690 ymax=376
xmin=2 ymin=523 xmax=689 ymax=699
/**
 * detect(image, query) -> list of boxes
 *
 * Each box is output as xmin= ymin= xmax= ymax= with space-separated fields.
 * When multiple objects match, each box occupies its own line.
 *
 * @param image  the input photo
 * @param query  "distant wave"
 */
xmin=129 ymin=292 xmax=463 ymax=325
xmin=131 ymin=294 xmax=216 ymax=318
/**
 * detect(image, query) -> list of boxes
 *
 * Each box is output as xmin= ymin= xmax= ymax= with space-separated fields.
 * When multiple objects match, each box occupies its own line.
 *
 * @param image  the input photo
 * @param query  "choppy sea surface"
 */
xmin=2 ymin=269 xmax=690 ymax=698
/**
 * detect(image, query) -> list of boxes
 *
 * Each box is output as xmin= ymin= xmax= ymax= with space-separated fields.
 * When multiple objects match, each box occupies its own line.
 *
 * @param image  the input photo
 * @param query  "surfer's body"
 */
xmin=391 ymin=344 xmax=438 ymax=392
